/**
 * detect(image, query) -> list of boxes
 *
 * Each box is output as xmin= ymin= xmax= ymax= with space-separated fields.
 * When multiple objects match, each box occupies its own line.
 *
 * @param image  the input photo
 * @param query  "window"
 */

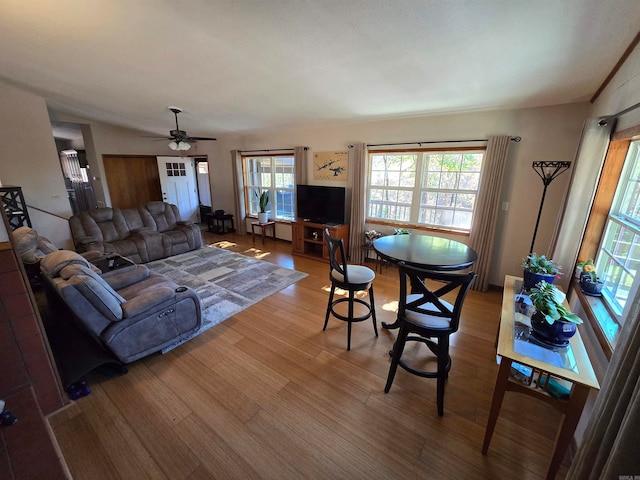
xmin=367 ymin=149 xmax=484 ymax=232
xmin=243 ymin=154 xmax=295 ymax=221
xmin=595 ymin=140 xmax=640 ymax=320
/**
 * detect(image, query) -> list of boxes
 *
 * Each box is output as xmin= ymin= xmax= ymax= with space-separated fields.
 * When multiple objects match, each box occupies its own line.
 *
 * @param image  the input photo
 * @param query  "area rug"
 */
xmin=146 ymin=245 xmax=308 ymax=352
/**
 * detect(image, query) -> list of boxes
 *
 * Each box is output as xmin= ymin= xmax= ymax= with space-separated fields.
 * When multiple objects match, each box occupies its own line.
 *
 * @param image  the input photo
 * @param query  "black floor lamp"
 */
xmin=529 ymin=161 xmax=571 ymax=254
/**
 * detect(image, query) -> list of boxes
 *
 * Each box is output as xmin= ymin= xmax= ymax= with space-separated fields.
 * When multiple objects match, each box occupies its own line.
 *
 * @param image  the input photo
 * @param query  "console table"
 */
xmin=482 ymin=275 xmax=600 ymax=480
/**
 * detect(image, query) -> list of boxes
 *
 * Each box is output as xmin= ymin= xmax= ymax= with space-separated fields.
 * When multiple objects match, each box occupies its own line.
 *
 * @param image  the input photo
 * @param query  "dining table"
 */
xmin=373 ymin=234 xmax=478 ymax=329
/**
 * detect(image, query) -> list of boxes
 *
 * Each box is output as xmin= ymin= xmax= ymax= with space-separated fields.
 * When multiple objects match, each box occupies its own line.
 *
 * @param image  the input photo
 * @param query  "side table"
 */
xmin=251 ymin=221 xmax=276 ymax=244
xmin=207 ymin=212 xmax=235 ymax=234
xmin=482 ymin=275 xmax=599 ymax=480
xmin=91 ymin=254 xmax=135 ymax=273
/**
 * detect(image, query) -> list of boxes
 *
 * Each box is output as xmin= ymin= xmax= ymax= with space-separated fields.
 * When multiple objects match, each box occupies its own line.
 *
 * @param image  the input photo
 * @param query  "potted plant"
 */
xmin=255 ymin=190 xmax=269 ymax=224
xmin=522 ymin=253 xmax=561 ymax=291
xmin=579 ymin=259 xmax=604 ymax=296
xmin=527 ymin=281 xmax=582 ymax=347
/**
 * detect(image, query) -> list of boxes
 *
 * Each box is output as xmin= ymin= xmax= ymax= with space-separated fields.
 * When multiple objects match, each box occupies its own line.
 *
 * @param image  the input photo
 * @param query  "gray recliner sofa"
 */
xmin=40 ymin=250 xmax=202 ymax=364
xmin=69 ymin=201 xmax=202 ymax=263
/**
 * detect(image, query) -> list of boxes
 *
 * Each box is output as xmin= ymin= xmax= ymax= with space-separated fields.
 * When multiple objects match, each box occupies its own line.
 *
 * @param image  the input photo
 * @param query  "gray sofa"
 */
xmin=40 ymin=250 xmax=202 ymax=364
xmin=69 ymin=201 xmax=202 ymax=263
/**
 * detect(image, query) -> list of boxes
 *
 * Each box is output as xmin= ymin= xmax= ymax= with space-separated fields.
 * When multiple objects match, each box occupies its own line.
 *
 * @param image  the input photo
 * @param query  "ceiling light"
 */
xmin=168 ymin=140 xmax=191 ymax=151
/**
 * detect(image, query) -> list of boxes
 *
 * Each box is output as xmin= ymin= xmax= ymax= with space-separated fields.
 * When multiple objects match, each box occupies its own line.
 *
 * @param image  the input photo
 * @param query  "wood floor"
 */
xmin=48 ymin=231 xmax=569 ymax=479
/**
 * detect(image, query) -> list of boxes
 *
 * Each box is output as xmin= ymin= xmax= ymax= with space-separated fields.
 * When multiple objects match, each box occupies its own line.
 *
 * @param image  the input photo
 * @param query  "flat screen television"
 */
xmin=296 ymin=184 xmax=346 ymax=225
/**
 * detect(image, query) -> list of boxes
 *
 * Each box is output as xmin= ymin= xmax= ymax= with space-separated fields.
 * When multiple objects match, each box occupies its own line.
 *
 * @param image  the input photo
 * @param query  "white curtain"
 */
xmin=230 ymin=150 xmax=247 ymax=235
xmin=550 ymin=118 xmax=613 ymax=292
xmin=468 ymin=135 xmax=511 ymax=292
xmin=566 ymin=287 xmax=640 ymax=479
xmin=348 ymin=143 xmax=367 ymax=264
xmin=294 ymin=146 xmax=308 ymax=186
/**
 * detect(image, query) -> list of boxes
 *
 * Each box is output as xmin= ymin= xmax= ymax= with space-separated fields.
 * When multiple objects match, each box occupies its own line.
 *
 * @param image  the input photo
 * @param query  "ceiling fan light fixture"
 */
xmin=179 ymin=141 xmax=191 ymax=151
xmin=168 ymin=141 xmax=179 ymax=151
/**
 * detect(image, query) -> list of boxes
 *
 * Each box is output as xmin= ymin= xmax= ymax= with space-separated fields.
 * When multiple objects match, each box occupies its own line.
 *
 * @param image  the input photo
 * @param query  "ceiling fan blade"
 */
xmin=162 ymin=107 xmax=216 ymax=143
xmin=188 ymin=136 xmax=217 ymax=141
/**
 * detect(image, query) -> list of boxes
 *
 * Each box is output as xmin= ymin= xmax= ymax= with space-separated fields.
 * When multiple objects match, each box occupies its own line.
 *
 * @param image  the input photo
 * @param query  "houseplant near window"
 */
xmin=528 ymin=281 xmax=582 ymax=347
xmin=255 ymin=190 xmax=269 ymax=224
xmin=579 ymin=259 xmax=604 ymax=296
xmin=522 ymin=253 xmax=561 ymax=291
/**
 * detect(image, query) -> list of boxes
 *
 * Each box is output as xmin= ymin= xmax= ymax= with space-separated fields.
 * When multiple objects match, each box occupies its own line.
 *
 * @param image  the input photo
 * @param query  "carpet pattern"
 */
xmin=146 ymin=245 xmax=307 ymax=352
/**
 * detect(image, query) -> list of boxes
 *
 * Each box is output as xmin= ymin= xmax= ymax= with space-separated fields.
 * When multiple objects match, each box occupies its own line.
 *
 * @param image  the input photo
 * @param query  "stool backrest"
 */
xmin=324 ymin=228 xmax=349 ymax=282
xmin=398 ymin=261 xmax=476 ymax=333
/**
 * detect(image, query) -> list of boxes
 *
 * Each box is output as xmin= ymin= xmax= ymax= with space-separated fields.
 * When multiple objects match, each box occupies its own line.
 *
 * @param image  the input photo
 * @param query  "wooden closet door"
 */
xmin=103 ymin=155 xmax=162 ymax=209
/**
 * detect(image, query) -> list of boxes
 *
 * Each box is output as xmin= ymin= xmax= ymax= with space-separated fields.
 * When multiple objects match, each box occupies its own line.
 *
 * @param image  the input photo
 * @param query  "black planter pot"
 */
xmin=579 ymin=274 xmax=604 ymax=296
xmin=523 ymin=270 xmax=556 ymax=291
xmin=530 ymin=311 xmax=576 ymax=347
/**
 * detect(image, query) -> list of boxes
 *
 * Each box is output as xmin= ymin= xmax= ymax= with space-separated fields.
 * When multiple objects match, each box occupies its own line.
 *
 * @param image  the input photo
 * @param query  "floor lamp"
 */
xmin=529 ymin=161 xmax=571 ymax=254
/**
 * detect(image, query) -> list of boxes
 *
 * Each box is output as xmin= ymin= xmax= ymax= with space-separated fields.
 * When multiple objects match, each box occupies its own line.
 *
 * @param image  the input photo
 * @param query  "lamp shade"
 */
xmin=169 ymin=140 xmax=192 ymax=151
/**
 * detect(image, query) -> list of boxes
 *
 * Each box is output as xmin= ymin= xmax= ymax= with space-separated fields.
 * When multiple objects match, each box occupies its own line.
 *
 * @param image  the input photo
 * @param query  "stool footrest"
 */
xmin=329 ymin=297 xmax=373 ymax=323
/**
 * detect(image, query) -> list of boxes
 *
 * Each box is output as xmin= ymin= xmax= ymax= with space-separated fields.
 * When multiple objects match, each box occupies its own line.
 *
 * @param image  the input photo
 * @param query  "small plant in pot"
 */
xmin=579 ymin=259 xmax=604 ymax=296
xmin=255 ymin=190 xmax=270 ymax=224
xmin=528 ymin=281 xmax=582 ymax=347
xmin=522 ymin=253 xmax=561 ymax=291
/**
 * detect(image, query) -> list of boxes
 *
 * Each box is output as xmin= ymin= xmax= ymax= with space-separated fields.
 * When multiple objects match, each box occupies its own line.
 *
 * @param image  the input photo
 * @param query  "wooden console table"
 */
xmin=482 ymin=275 xmax=600 ymax=480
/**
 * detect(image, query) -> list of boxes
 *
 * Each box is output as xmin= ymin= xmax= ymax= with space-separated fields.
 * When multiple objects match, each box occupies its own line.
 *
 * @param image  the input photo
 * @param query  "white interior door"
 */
xmin=157 ymin=156 xmax=198 ymax=223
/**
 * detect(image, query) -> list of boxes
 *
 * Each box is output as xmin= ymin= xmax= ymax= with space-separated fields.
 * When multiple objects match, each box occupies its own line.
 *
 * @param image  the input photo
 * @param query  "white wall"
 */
xmin=229 ymin=103 xmax=590 ymax=286
xmin=0 ymin=81 xmax=74 ymax=248
xmin=2 ymin=80 xmax=591 ymax=287
xmin=591 ymin=43 xmax=640 ymax=128
xmin=48 ymin=111 xmax=228 ymax=209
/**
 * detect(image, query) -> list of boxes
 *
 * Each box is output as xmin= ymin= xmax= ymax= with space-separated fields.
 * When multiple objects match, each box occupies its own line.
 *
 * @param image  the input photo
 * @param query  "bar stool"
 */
xmin=324 ymin=228 xmax=378 ymax=350
xmin=384 ymin=262 xmax=476 ymax=416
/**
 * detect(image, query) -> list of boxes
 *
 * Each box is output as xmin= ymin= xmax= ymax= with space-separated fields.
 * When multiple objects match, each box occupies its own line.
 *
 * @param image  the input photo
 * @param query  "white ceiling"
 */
xmin=1 ymin=1 xmax=639 ymax=138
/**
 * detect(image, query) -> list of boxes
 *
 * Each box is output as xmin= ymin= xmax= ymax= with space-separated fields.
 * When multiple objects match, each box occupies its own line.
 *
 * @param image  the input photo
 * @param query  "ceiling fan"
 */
xmin=163 ymin=107 xmax=216 ymax=151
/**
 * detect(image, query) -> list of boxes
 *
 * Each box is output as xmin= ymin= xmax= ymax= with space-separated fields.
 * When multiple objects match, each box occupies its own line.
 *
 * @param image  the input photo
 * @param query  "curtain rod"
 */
xmin=358 ymin=136 xmax=521 ymax=148
xmin=238 ymin=146 xmax=309 ymax=153
xmin=597 ymin=101 xmax=640 ymax=126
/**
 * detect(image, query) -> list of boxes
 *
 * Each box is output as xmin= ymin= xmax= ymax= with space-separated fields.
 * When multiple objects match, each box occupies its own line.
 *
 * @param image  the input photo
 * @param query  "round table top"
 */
xmin=373 ymin=234 xmax=477 ymax=271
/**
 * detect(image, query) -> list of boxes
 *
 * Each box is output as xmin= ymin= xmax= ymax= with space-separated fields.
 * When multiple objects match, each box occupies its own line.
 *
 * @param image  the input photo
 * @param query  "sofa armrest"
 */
xmin=121 ymin=285 xmax=176 ymax=318
xmin=102 ymin=265 xmax=150 ymax=290
xmin=176 ymin=221 xmax=193 ymax=226
xmin=76 ymin=235 xmax=98 ymax=245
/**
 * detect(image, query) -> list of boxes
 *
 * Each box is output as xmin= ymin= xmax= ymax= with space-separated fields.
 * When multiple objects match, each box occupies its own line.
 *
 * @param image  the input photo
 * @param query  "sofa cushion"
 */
xmin=41 ymin=250 xmax=93 ymax=278
xmin=60 ymin=264 xmax=126 ymax=320
xmin=145 ymin=201 xmax=179 ymax=232
xmin=12 ymin=227 xmax=58 ymax=264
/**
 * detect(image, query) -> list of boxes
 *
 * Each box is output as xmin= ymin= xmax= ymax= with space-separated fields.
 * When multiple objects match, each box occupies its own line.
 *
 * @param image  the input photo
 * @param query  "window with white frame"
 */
xmin=367 ymin=149 xmax=484 ymax=232
xmin=243 ymin=154 xmax=295 ymax=220
xmin=595 ymin=140 xmax=640 ymax=322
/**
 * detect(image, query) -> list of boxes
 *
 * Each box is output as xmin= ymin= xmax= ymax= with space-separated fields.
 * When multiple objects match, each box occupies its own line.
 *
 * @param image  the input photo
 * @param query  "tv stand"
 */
xmin=291 ymin=219 xmax=349 ymax=261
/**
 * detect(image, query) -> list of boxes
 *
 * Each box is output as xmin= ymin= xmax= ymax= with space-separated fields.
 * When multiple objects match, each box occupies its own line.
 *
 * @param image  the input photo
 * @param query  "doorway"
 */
xmin=195 ymin=157 xmax=212 ymax=222
xmin=52 ymin=122 xmax=97 ymax=213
